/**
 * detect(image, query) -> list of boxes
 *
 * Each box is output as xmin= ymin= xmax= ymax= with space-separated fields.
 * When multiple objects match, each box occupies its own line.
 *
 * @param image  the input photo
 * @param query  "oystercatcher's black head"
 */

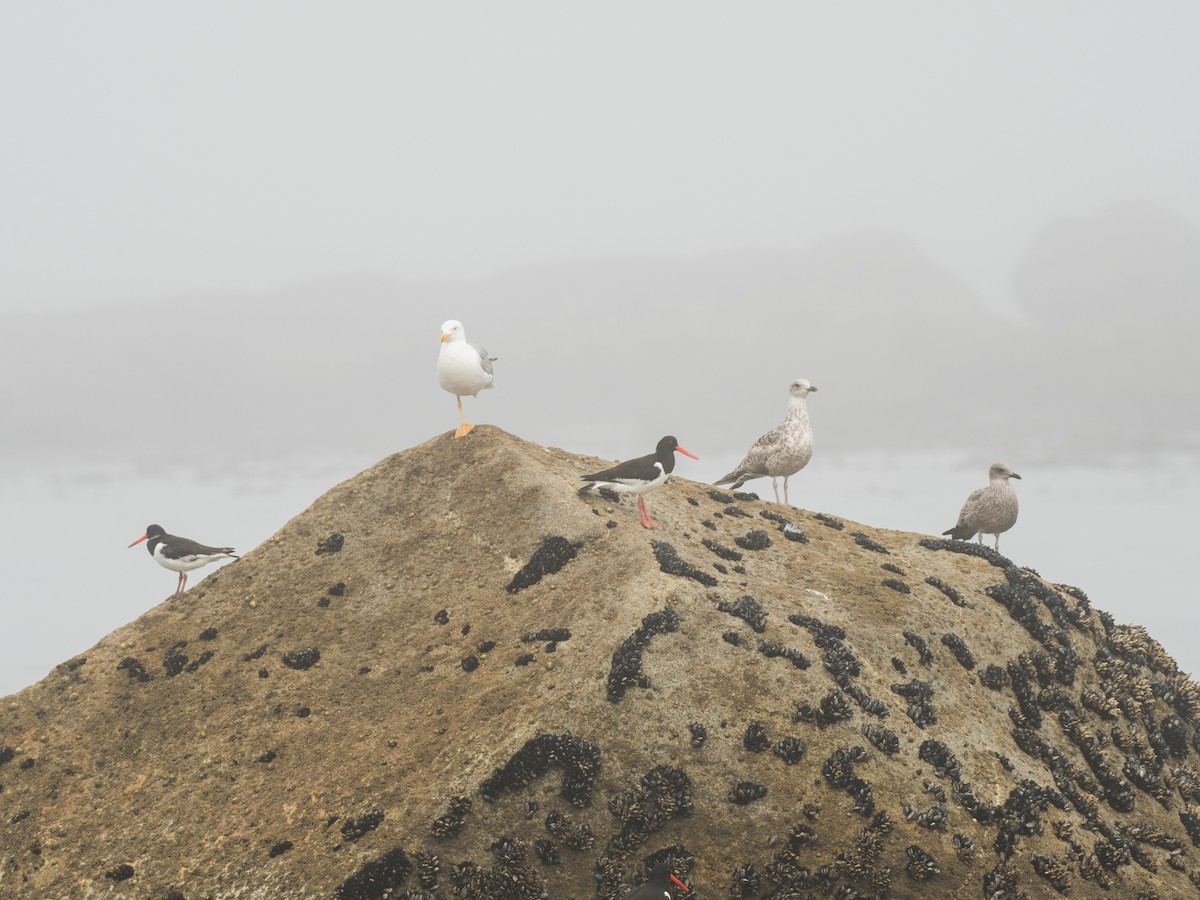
xmin=128 ymin=524 xmax=166 ymax=549
xmin=656 ymin=436 xmax=700 ymax=462
xmin=632 ymin=860 xmax=689 ymax=897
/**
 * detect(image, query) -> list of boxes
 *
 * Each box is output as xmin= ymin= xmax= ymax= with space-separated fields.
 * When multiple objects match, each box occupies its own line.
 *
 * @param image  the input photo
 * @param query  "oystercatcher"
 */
xmin=580 ymin=435 xmax=699 ymax=529
xmin=624 ymin=860 xmax=689 ymax=899
xmin=716 ymin=378 xmax=816 ymax=506
xmin=128 ymin=524 xmax=239 ymax=598
xmin=437 ymin=319 xmax=496 ymax=438
xmin=942 ymin=463 xmax=1021 ymax=551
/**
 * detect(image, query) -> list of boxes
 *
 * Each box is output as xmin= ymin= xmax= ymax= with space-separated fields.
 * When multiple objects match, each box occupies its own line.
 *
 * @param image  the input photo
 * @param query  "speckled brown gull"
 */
xmin=715 ymin=379 xmax=816 ymax=506
xmin=942 ymin=462 xmax=1021 ymax=551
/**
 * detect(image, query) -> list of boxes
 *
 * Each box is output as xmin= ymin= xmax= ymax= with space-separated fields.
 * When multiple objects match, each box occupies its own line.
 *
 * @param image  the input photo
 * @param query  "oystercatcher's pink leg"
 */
xmin=637 ymin=496 xmax=659 ymax=529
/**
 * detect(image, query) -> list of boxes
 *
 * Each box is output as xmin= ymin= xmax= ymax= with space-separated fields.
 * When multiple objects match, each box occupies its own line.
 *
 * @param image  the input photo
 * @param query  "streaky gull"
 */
xmin=942 ymin=462 xmax=1021 ymax=551
xmin=579 ymin=435 xmax=699 ymax=529
xmin=715 ymin=378 xmax=817 ymax=506
xmin=128 ymin=524 xmax=239 ymax=599
xmin=437 ymin=319 xmax=496 ymax=439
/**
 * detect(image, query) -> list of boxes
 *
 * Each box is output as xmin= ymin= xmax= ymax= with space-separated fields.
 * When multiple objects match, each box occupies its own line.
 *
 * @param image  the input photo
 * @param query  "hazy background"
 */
xmin=2 ymin=3 xmax=1199 ymax=695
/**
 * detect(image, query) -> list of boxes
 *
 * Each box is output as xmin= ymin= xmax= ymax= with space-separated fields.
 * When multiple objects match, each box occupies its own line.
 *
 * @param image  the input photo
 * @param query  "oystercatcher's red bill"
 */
xmin=674 ymin=445 xmax=699 ymax=460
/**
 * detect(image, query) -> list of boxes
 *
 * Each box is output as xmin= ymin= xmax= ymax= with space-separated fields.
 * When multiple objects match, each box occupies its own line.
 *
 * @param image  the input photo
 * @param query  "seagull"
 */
xmin=580 ymin=435 xmax=699 ymax=529
xmin=128 ymin=524 xmax=239 ymax=598
xmin=715 ymin=378 xmax=817 ymax=506
xmin=624 ymin=861 xmax=689 ymax=899
xmin=942 ymin=463 xmax=1021 ymax=551
xmin=437 ymin=319 xmax=496 ymax=439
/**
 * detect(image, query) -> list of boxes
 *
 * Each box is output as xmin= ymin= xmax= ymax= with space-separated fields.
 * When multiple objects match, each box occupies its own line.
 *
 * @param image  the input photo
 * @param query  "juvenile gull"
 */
xmin=579 ymin=435 xmax=699 ymax=529
xmin=128 ymin=524 xmax=239 ymax=599
xmin=437 ymin=319 xmax=496 ymax=439
xmin=942 ymin=463 xmax=1021 ymax=551
xmin=715 ymin=378 xmax=817 ymax=506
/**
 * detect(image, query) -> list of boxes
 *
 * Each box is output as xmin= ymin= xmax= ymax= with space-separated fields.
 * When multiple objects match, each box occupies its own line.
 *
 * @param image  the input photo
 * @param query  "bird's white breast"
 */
xmin=438 ymin=342 xmax=493 ymax=396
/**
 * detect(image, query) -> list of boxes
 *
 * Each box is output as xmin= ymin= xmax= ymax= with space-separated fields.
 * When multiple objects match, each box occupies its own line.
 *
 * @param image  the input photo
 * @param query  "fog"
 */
xmin=2 ymin=4 xmax=1199 ymax=694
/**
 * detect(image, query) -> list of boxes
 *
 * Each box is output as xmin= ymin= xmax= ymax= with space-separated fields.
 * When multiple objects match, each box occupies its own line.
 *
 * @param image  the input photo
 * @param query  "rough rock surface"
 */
xmin=2 ymin=427 xmax=1199 ymax=899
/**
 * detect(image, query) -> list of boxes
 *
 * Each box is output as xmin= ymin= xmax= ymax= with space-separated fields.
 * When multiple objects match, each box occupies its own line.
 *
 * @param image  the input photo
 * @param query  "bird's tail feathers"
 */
xmin=714 ymin=470 xmax=747 ymax=489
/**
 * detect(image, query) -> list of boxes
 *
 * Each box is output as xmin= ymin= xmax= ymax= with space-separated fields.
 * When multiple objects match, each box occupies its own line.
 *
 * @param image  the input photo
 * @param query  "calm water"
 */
xmin=2 ymin=452 xmax=1196 ymax=697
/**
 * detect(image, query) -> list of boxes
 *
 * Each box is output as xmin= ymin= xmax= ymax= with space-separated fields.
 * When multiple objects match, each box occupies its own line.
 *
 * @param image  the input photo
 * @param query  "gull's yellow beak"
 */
xmin=439 ymin=332 xmax=450 ymax=342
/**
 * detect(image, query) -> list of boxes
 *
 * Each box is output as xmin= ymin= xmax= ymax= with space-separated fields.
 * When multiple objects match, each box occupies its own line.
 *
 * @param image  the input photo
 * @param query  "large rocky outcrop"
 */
xmin=2 ymin=428 xmax=1198 ymax=898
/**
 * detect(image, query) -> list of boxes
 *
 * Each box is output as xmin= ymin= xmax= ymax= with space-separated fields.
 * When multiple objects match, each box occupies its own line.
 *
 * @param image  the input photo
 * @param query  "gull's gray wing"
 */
xmin=471 ymin=343 xmax=496 ymax=377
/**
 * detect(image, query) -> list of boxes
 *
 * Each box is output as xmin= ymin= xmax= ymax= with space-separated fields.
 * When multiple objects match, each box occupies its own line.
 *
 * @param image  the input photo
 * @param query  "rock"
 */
xmin=0 ymin=426 xmax=1197 ymax=898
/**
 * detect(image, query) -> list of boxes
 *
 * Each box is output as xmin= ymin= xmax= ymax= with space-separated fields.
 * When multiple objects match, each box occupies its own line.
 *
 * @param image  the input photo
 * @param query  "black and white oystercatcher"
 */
xmin=623 ymin=861 xmax=689 ymax=899
xmin=128 ymin=524 xmax=239 ymax=598
xmin=579 ymin=435 xmax=699 ymax=529
xmin=942 ymin=463 xmax=1021 ymax=552
xmin=437 ymin=319 xmax=496 ymax=439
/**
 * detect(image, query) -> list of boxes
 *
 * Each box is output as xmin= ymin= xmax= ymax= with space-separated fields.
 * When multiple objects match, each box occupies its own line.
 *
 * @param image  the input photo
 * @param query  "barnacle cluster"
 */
xmin=728 ymin=862 xmax=761 ymax=897
xmin=851 ymin=532 xmax=890 ymax=554
xmin=940 ymin=633 xmax=976 ymax=670
xmin=902 ymin=801 xmax=947 ymax=831
xmin=448 ymin=838 xmax=546 ymax=899
xmin=702 ymin=538 xmax=743 ymax=561
xmin=734 ymin=529 xmax=772 ymax=551
xmin=978 ymin=664 xmax=1010 ymax=690
xmin=718 ymin=595 xmax=769 ymax=633
xmin=822 ymin=746 xmax=874 ymax=816
xmin=651 ymin=541 xmax=718 ymax=586
xmin=1031 ymin=855 xmax=1072 ymax=894
xmin=521 ymin=627 xmax=571 ymax=644
xmin=688 ymin=722 xmax=707 ymax=748
xmin=952 ymin=832 xmax=977 ymax=862
xmin=904 ymin=845 xmax=939 ymax=881
xmin=774 ymin=736 xmax=807 ymax=765
xmin=816 ymin=689 xmax=855 ymax=728
xmin=505 ymin=536 xmax=580 ymax=593
xmin=757 ymin=640 xmax=811 ymax=669
xmin=814 ymin=512 xmax=845 ymax=530
xmin=478 ymin=731 xmax=600 ymax=807
xmin=902 ymin=631 xmax=933 ymax=666
xmin=707 ymin=489 xmax=735 ymax=503
xmin=729 ymin=781 xmax=769 ymax=804
xmin=607 ymin=608 xmax=680 ymax=701
xmin=924 ymin=575 xmax=966 ymax=607
xmin=341 ymin=809 xmax=385 ymax=841
xmin=881 ymin=578 xmax=910 ymax=595
xmin=919 ymin=536 xmax=1011 ymax=568
xmin=415 ymin=850 xmax=439 ymax=889
xmin=891 ymin=679 xmax=936 ymax=728
xmin=881 ymin=562 xmax=905 ymax=576
xmin=335 ymin=848 xmax=412 ymax=900
xmin=544 ymin=810 xmax=594 ymax=849
xmin=280 ymin=647 xmax=320 ymax=671
xmin=743 ymin=721 xmax=771 ymax=752
xmin=604 ymin=765 xmax=693 ymax=857
xmin=724 ymin=505 xmax=753 ymax=519
xmin=431 ymin=796 xmax=472 ymax=838
xmin=861 ymin=723 xmax=899 ymax=756
xmin=844 ymin=683 xmax=889 ymax=718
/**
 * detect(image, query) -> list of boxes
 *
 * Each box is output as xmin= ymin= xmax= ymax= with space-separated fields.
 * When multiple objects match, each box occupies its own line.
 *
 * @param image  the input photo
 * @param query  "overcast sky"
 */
xmin=2 ymin=2 xmax=1199 ymax=315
